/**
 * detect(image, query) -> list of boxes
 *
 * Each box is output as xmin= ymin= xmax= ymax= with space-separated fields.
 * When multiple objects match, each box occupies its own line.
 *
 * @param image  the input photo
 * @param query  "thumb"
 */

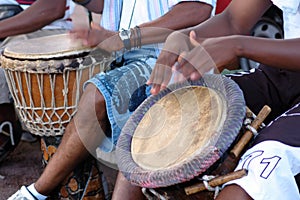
xmin=189 ymin=30 xmax=199 ymax=47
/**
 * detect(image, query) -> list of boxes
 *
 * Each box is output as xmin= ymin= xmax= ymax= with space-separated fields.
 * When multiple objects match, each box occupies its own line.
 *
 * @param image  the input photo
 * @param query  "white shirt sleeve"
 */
xmin=271 ymin=0 xmax=300 ymax=14
xmin=271 ymin=0 xmax=300 ymax=39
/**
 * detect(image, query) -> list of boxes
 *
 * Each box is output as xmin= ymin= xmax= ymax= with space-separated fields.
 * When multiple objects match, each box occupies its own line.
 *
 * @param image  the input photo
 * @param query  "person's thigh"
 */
xmin=86 ymin=49 xmax=157 ymax=152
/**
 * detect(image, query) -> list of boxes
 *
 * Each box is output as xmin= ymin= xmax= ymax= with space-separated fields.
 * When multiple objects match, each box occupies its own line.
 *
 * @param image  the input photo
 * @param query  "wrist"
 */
xmin=119 ymin=29 xmax=132 ymax=50
xmin=233 ymin=35 xmax=245 ymax=57
xmin=118 ymin=26 xmax=142 ymax=51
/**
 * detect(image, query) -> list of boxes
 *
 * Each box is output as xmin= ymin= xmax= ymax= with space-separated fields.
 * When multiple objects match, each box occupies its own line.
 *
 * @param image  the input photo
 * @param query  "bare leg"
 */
xmin=112 ymin=172 xmax=146 ymax=200
xmin=34 ymin=84 xmax=109 ymax=195
xmin=216 ymin=184 xmax=253 ymax=200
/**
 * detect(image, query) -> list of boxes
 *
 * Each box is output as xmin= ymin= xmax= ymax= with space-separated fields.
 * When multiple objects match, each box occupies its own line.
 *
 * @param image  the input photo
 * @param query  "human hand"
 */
xmin=148 ymin=31 xmax=241 ymax=95
xmin=147 ymin=31 xmax=194 ymax=95
xmin=176 ymin=31 xmax=240 ymax=81
xmin=69 ymin=22 xmax=122 ymax=52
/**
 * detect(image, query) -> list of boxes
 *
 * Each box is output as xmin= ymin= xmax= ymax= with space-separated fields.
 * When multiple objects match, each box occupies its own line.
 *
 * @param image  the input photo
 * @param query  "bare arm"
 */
xmin=0 ymin=0 xmax=67 ymax=39
xmin=236 ymin=36 xmax=300 ymax=71
xmin=148 ymin=0 xmax=300 ymax=94
xmin=186 ymin=0 xmax=272 ymax=37
xmin=191 ymin=0 xmax=300 ymax=70
xmin=138 ymin=1 xmax=213 ymax=45
xmin=70 ymin=1 xmax=213 ymax=51
xmin=185 ymin=0 xmax=300 ymax=70
xmin=181 ymin=0 xmax=300 ymax=76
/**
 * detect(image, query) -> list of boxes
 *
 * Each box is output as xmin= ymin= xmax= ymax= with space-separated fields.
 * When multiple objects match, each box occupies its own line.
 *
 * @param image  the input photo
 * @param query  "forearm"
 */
xmin=181 ymin=0 xmax=273 ymax=38
xmin=137 ymin=2 xmax=212 ymax=45
xmin=0 ymin=0 xmax=66 ymax=38
xmin=81 ymin=2 xmax=212 ymax=52
xmin=236 ymin=36 xmax=300 ymax=70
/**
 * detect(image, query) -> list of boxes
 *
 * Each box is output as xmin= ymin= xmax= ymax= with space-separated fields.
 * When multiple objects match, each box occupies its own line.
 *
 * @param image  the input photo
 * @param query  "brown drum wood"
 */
xmin=41 ymin=136 xmax=106 ymax=200
xmin=1 ymin=34 xmax=112 ymax=136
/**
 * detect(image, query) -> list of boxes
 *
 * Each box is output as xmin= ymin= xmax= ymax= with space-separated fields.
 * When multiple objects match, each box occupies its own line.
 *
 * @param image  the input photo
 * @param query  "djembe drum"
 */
xmin=117 ymin=74 xmax=266 ymax=199
xmin=1 ymin=34 xmax=112 ymax=199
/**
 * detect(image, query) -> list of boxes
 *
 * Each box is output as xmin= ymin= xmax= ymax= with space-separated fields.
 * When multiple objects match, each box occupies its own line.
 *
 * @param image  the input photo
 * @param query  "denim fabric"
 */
xmin=86 ymin=48 xmax=156 ymax=152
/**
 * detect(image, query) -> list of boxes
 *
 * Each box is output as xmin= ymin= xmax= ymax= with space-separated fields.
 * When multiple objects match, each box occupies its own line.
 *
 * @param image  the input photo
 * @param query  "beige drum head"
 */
xmin=3 ymin=33 xmax=92 ymax=60
xmin=131 ymin=86 xmax=226 ymax=170
xmin=117 ymin=74 xmax=246 ymax=188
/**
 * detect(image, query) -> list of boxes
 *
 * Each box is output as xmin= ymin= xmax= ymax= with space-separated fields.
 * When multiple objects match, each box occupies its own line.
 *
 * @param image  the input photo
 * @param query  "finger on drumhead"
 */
xmin=148 ymin=66 xmax=170 ymax=95
xmin=172 ymin=70 xmax=186 ymax=83
xmin=190 ymin=71 xmax=202 ymax=81
xmin=150 ymin=83 xmax=166 ymax=95
xmin=189 ymin=30 xmax=200 ymax=47
xmin=148 ymin=62 xmax=169 ymax=83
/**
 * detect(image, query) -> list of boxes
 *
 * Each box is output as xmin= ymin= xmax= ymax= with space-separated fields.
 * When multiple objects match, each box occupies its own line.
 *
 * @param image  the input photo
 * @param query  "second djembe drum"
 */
xmin=1 ymin=33 xmax=112 ymax=137
xmin=1 ymin=34 xmax=113 ymax=199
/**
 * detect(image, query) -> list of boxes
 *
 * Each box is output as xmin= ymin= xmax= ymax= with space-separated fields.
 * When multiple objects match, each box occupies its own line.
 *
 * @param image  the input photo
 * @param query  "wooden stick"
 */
xmin=230 ymin=105 xmax=271 ymax=157
xmin=185 ymin=169 xmax=248 ymax=195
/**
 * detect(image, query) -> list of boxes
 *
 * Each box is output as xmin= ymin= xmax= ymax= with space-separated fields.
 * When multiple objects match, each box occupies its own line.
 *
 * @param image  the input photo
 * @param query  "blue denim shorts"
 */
xmin=85 ymin=48 xmax=157 ymax=152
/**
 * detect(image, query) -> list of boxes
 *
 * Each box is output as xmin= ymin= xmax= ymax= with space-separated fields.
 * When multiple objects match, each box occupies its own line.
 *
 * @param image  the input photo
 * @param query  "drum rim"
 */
xmin=2 ymin=34 xmax=93 ymax=60
xmin=116 ymin=74 xmax=246 ymax=188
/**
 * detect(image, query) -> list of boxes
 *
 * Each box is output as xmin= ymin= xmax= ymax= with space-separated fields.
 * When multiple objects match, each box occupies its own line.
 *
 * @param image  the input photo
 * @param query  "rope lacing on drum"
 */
xmin=142 ymin=188 xmax=167 ymax=200
xmin=243 ymin=117 xmax=259 ymax=137
xmin=244 ymin=112 xmax=266 ymax=131
xmin=245 ymin=124 xmax=258 ymax=137
xmin=201 ymin=175 xmax=220 ymax=199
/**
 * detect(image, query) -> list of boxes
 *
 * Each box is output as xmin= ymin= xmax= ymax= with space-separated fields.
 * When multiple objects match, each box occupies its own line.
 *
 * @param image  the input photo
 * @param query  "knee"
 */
xmin=77 ymin=83 xmax=108 ymax=126
xmin=79 ymin=83 xmax=106 ymax=113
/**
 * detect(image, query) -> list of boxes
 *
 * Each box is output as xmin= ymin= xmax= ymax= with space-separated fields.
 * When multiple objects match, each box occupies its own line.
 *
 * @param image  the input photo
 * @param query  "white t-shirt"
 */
xmin=272 ymin=0 xmax=300 ymax=39
xmin=0 ymin=0 xmax=75 ymax=30
xmin=101 ymin=0 xmax=216 ymax=31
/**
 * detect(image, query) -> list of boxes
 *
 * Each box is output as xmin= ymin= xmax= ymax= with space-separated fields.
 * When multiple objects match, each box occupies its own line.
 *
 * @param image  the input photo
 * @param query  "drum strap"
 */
xmin=201 ymin=175 xmax=221 ymax=199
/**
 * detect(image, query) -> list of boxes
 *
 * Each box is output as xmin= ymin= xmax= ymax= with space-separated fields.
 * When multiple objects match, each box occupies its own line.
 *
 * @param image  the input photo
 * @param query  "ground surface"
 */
xmin=0 ymin=141 xmax=43 ymax=199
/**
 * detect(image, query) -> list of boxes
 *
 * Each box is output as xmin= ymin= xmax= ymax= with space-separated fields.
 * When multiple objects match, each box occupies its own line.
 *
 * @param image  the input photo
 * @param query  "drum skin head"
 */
xmin=131 ymin=86 xmax=226 ymax=170
xmin=117 ymin=74 xmax=246 ymax=188
xmin=3 ymin=34 xmax=92 ymax=60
